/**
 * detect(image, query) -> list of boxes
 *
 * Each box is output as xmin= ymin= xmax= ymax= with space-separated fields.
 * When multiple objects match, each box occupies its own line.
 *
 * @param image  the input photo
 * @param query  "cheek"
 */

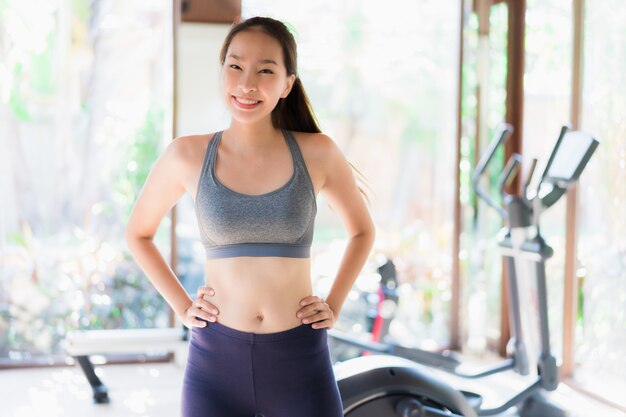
xmin=220 ymin=71 xmax=237 ymax=90
xmin=260 ymin=79 xmax=286 ymax=99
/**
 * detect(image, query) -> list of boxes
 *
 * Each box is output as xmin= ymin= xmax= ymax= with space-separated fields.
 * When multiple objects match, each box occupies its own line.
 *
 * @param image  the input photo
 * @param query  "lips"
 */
xmin=233 ymin=96 xmax=261 ymax=109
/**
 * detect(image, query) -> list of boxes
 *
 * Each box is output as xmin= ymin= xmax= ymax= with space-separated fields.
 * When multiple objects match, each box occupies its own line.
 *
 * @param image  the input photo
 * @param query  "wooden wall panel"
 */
xmin=181 ymin=0 xmax=241 ymax=24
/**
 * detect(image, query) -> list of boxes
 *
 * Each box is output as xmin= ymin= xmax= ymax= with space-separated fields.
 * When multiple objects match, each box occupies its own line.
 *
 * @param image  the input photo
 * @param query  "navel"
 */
xmin=256 ymin=312 xmax=264 ymax=321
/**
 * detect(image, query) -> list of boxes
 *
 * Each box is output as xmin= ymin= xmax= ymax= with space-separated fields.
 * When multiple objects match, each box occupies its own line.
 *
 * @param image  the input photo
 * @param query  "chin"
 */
xmin=229 ymin=112 xmax=269 ymax=124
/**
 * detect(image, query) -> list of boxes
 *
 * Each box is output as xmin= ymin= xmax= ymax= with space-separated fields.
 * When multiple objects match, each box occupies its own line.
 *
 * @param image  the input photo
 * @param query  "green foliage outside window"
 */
xmin=0 ymin=0 xmax=172 ymax=363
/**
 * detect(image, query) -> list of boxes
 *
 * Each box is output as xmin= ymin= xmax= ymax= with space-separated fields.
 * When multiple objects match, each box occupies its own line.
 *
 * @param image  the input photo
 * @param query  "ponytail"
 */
xmin=275 ymin=76 xmax=373 ymax=207
xmin=272 ymin=77 xmax=320 ymax=133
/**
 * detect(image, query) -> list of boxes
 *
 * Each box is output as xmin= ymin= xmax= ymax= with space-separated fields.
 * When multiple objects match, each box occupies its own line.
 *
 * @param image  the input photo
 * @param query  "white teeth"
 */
xmin=236 ymin=97 xmax=259 ymax=105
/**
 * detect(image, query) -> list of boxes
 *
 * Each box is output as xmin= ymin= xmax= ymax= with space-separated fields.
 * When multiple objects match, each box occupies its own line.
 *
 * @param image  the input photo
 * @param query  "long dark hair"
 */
xmin=219 ymin=16 xmax=372 ymax=206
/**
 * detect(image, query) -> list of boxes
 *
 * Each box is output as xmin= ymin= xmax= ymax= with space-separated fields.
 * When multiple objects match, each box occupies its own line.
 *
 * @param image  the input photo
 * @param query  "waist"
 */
xmin=203 ymin=257 xmax=312 ymax=333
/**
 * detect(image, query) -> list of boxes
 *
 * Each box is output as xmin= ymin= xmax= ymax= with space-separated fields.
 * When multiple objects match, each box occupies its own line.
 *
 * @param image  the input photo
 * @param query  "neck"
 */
xmin=226 ymin=118 xmax=282 ymax=151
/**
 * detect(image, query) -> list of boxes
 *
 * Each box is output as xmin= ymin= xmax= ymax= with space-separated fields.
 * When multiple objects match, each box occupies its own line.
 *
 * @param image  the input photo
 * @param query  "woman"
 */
xmin=126 ymin=16 xmax=375 ymax=417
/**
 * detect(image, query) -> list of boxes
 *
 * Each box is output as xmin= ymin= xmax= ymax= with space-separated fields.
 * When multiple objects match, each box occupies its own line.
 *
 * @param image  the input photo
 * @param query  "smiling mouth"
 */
xmin=233 ymin=96 xmax=261 ymax=108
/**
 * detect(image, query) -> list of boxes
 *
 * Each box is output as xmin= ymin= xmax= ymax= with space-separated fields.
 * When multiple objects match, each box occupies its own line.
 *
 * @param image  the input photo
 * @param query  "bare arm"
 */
xmin=125 ymin=137 xmax=194 ymax=319
xmin=316 ymin=134 xmax=376 ymax=318
xmin=298 ymin=135 xmax=376 ymax=328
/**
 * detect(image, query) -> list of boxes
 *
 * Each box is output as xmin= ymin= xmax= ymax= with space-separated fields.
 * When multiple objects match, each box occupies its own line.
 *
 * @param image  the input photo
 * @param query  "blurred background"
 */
xmin=0 ymin=0 xmax=624 ymax=416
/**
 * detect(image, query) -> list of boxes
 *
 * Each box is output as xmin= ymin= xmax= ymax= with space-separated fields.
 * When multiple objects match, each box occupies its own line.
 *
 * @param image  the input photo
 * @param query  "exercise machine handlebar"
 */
xmin=471 ymin=124 xmax=514 ymax=219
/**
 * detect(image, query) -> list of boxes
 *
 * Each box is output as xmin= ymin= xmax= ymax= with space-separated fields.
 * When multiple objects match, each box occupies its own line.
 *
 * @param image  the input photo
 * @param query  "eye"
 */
xmin=229 ymin=64 xmax=241 ymax=70
xmin=259 ymin=69 xmax=274 ymax=74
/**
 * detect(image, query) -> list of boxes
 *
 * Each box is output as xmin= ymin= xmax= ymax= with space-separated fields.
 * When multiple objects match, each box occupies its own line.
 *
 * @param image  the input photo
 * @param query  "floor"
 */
xmin=0 ymin=350 xmax=624 ymax=417
xmin=1 ymin=361 xmax=183 ymax=417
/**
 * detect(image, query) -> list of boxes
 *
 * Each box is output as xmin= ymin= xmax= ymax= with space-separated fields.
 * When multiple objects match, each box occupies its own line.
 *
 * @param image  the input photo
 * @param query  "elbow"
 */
xmin=366 ymin=217 xmax=377 ymax=241
xmin=366 ymin=222 xmax=377 ymax=250
xmin=354 ymin=222 xmax=376 ymax=245
xmin=124 ymin=224 xmax=150 ymax=248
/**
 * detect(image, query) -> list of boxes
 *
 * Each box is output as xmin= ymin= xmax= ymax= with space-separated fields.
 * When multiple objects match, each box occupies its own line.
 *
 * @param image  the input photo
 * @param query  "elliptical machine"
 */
xmin=330 ymin=125 xmax=599 ymax=416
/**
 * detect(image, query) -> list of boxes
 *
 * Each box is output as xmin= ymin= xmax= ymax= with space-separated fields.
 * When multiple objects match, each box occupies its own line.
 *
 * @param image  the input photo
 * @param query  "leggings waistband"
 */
xmin=196 ymin=318 xmax=317 ymax=343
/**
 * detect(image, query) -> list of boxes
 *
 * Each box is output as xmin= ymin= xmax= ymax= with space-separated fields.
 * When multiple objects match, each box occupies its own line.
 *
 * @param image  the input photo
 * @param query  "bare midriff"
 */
xmin=203 ymin=256 xmax=313 ymax=334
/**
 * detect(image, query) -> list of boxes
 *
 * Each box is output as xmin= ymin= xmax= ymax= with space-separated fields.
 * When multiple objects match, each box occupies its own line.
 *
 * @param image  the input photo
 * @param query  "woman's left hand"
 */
xmin=296 ymin=295 xmax=336 ymax=330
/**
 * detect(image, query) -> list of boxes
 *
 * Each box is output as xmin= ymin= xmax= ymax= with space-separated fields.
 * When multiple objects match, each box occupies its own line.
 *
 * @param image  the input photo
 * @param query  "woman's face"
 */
xmin=221 ymin=29 xmax=296 ymax=124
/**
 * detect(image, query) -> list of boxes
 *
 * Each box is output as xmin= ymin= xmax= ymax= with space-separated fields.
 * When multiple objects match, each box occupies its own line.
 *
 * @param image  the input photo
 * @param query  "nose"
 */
xmin=238 ymin=70 xmax=257 ymax=93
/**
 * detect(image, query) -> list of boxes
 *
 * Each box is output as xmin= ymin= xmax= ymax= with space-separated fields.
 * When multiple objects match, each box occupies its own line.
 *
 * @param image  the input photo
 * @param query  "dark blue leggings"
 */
xmin=181 ymin=318 xmax=344 ymax=417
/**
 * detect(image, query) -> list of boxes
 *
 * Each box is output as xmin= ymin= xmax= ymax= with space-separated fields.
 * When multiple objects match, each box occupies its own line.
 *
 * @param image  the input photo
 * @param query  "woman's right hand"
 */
xmin=180 ymin=286 xmax=220 ymax=328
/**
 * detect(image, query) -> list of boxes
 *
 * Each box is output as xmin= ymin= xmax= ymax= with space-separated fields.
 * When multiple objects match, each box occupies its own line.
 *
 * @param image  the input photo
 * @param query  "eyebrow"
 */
xmin=227 ymin=54 xmax=278 ymax=66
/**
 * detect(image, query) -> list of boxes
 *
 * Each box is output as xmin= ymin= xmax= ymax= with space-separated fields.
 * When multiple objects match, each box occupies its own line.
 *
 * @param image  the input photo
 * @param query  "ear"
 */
xmin=281 ymin=74 xmax=297 ymax=98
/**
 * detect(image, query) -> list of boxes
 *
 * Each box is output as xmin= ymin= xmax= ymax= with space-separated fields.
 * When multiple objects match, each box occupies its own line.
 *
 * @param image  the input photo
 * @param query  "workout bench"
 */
xmin=64 ymin=327 xmax=189 ymax=403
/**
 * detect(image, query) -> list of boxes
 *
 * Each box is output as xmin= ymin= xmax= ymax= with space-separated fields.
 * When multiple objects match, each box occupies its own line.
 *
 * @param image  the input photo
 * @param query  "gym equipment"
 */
xmin=329 ymin=124 xmax=599 ymax=416
xmin=65 ymin=327 xmax=188 ymax=403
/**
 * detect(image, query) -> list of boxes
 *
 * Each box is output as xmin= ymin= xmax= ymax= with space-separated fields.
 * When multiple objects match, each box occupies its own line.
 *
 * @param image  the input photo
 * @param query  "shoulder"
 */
xmin=169 ymin=132 xmax=217 ymax=158
xmin=288 ymin=130 xmax=343 ymax=164
xmin=160 ymin=132 xmax=219 ymax=167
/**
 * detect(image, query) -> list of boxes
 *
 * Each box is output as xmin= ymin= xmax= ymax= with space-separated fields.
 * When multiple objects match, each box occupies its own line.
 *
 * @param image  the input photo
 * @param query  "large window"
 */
xmin=523 ymin=0 xmax=573 ymax=362
xmin=0 ymin=1 xmax=173 ymax=365
xmin=576 ymin=0 xmax=626 ymax=406
xmin=459 ymin=1 xmax=509 ymax=353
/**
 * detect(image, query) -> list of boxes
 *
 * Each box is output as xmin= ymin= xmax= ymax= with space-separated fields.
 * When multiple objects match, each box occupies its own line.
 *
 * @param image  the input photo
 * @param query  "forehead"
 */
xmin=227 ymin=29 xmax=284 ymax=63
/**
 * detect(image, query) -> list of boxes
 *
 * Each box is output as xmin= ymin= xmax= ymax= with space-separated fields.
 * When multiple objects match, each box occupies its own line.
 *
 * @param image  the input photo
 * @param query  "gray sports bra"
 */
xmin=194 ymin=129 xmax=317 ymax=259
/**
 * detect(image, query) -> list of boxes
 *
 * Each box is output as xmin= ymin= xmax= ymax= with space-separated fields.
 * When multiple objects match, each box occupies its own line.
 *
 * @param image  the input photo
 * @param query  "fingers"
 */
xmin=300 ymin=310 xmax=327 ymax=324
xmin=190 ymin=314 xmax=210 ymax=328
xmin=296 ymin=307 xmax=321 ymax=319
xmin=197 ymin=285 xmax=215 ymax=297
xmin=295 ymin=296 xmax=336 ymax=329
xmin=197 ymin=298 xmax=219 ymax=315
xmin=297 ymin=296 xmax=325 ymax=317
xmin=188 ymin=303 xmax=218 ymax=326
xmin=309 ymin=319 xmax=331 ymax=329
xmin=297 ymin=299 xmax=331 ymax=324
xmin=196 ymin=286 xmax=219 ymax=314
xmin=299 ymin=295 xmax=321 ymax=306
xmin=186 ymin=286 xmax=219 ymax=327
